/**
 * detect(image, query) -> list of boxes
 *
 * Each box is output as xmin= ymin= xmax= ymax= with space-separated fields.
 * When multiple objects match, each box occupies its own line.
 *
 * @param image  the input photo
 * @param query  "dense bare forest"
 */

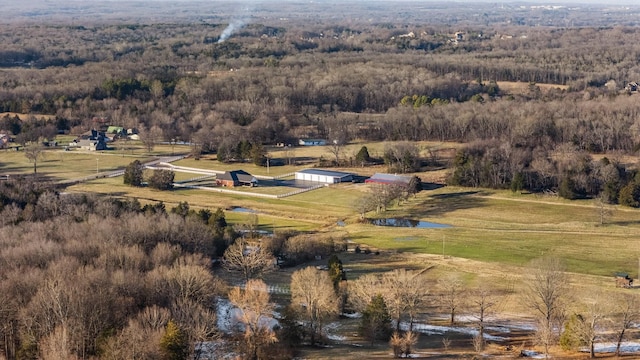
xmin=3 ymin=3 xmax=640 ymax=201
xmin=4 ymin=1 xmax=640 ymax=358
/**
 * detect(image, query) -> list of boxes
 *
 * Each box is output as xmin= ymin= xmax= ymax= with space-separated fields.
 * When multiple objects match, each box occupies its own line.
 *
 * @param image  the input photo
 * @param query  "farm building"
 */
xmin=216 ymin=170 xmax=258 ymax=187
xmin=295 ymin=169 xmax=353 ymax=184
xmin=74 ymin=138 xmax=108 ymax=151
xmin=298 ymin=139 xmax=327 ymax=146
xmin=615 ymin=273 xmax=633 ymax=288
xmin=365 ymin=173 xmax=412 ymax=186
xmin=0 ymin=133 xmax=9 ymax=149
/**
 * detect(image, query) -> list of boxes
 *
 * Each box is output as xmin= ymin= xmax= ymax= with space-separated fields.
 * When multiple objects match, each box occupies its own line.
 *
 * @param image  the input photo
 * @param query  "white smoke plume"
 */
xmin=217 ymin=19 xmax=246 ymax=43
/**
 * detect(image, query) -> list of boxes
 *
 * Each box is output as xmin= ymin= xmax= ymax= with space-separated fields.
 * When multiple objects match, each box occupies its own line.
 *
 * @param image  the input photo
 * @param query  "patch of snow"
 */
xmin=399 ymin=322 xmax=506 ymax=342
xmin=583 ymin=342 xmax=640 ymax=354
xmin=196 ymin=341 xmax=237 ymax=359
xmin=327 ymin=334 xmax=346 ymax=341
xmin=216 ymin=297 xmax=279 ymax=335
xmin=432 ymin=314 xmax=537 ymax=332
xmin=324 ymin=321 xmax=346 ymax=341
xmin=342 ymin=312 xmax=362 ymax=319
xmin=520 ymin=350 xmax=546 ymax=358
xmin=216 ymin=297 xmax=235 ymax=333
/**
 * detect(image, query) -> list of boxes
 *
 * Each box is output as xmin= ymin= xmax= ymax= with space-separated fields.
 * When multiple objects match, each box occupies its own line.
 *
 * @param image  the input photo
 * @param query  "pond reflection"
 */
xmin=370 ymin=218 xmax=452 ymax=229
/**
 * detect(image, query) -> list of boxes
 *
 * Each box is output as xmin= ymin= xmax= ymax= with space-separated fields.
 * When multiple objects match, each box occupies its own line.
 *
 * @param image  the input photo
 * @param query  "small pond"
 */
xmin=370 ymin=218 xmax=452 ymax=229
xmin=229 ymin=207 xmax=258 ymax=213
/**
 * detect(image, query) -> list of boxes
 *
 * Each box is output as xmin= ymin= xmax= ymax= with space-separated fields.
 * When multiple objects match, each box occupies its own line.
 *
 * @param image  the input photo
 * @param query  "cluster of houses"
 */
xmin=68 ymin=126 xmax=137 ymax=151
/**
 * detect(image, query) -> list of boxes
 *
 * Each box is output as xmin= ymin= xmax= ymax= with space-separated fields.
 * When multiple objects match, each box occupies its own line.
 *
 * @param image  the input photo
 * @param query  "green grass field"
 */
xmin=0 ymin=148 xmax=151 ymax=180
xmin=344 ymin=187 xmax=640 ymax=277
xmin=5 ymin=139 xmax=640 ymax=279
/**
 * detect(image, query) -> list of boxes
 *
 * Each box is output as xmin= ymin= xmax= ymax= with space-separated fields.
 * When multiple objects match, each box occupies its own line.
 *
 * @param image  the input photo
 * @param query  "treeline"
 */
xmin=3 ymin=23 xmax=640 ymax=150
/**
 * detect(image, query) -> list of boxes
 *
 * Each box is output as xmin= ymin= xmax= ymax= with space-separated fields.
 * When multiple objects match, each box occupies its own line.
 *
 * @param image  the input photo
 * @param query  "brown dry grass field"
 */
xmin=0 ymin=112 xmax=57 ymax=121
xmin=496 ymin=81 xmax=570 ymax=94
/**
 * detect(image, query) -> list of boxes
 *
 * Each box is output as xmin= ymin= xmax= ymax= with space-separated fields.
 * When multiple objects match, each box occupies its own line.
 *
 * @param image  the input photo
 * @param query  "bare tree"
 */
xmin=349 ymin=269 xmax=429 ymax=332
xmin=24 ymin=140 xmax=45 ymax=174
xmin=171 ymin=299 xmax=218 ymax=359
xmin=524 ymin=257 xmax=568 ymax=357
xmin=347 ymin=273 xmax=381 ymax=312
xmin=438 ymin=275 xmax=464 ymax=325
xmin=573 ymin=291 xmax=609 ymax=359
xmin=353 ymin=194 xmax=376 ymax=220
xmin=328 ymin=138 xmax=345 ymax=166
xmin=228 ymin=279 xmax=277 ymax=360
xmin=469 ymin=286 xmax=498 ymax=352
xmin=290 ymin=266 xmax=339 ymax=345
xmin=139 ymin=125 xmax=164 ymax=153
xmin=381 ymin=269 xmax=430 ymax=332
xmin=613 ymin=293 xmax=640 ymax=356
xmin=165 ymin=260 xmax=220 ymax=306
xmin=223 ymin=239 xmax=275 ymax=282
xmin=594 ymin=194 xmax=614 ymax=226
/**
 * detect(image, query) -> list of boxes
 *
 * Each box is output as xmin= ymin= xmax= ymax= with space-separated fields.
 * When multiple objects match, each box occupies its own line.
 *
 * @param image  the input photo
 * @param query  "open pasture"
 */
xmin=5 ymin=137 xmax=640 ymax=278
xmin=0 ymin=148 xmax=148 ymax=180
xmin=346 ymin=186 xmax=640 ymax=277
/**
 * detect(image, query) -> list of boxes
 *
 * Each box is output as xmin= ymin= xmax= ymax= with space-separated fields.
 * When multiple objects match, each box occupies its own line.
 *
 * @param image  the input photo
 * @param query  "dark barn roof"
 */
xmin=218 ymin=170 xmax=258 ymax=185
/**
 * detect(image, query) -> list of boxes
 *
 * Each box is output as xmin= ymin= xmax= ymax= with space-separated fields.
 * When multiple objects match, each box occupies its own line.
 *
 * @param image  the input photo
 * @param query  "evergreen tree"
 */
xmin=510 ymin=172 xmax=524 ymax=193
xmin=148 ymin=170 xmax=175 ymax=190
xmin=196 ymin=208 xmax=212 ymax=223
xmin=327 ymin=255 xmax=345 ymax=290
xmin=619 ymin=182 xmax=640 ymax=207
xmin=208 ymin=208 xmax=227 ymax=237
xmin=171 ymin=201 xmax=190 ymax=218
xmin=250 ymin=142 xmax=267 ymax=166
xmin=123 ymin=160 xmax=144 ymax=186
xmin=360 ymin=294 xmax=392 ymax=346
xmin=558 ymin=176 xmax=578 ymax=200
xmin=355 ymin=146 xmax=370 ymax=167
xmin=160 ymin=320 xmax=188 ymax=360
xmin=408 ymin=175 xmax=422 ymax=196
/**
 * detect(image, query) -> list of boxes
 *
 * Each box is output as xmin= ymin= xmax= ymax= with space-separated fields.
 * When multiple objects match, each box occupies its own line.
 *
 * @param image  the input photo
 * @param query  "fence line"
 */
xmin=276 ymin=184 xmax=325 ymax=198
xmin=173 ymin=183 xmax=280 ymax=199
xmin=273 ymin=172 xmax=295 ymax=179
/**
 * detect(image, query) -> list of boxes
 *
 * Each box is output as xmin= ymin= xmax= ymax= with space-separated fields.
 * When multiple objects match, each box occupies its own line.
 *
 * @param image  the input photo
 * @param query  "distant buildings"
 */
xmin=298 ymin=139 xmax=327 ymax=146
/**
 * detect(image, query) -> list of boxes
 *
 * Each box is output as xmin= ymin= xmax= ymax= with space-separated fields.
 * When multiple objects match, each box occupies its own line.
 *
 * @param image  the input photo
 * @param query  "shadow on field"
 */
xmin=422 ymin=182 xmax=445 ymax=191
xmin=610 ymin=220 xmax=640 ymax=226
xmin=415 ymin=190 xmax=487 ymax=217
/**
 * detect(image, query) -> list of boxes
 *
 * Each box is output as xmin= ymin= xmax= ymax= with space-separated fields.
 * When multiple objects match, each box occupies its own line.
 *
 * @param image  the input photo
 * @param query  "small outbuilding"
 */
xmin=75 ymin=139 xmax=108 ymax=151
xmin=365 ymin=173 xmax=412 ymax=187
xmin=294 ymin=169 xmax=353 ymax=184
xmin=216 ymin=170 xmax=258 ymax=187
xmin=615 ymin=272 xmax=633 ymax=288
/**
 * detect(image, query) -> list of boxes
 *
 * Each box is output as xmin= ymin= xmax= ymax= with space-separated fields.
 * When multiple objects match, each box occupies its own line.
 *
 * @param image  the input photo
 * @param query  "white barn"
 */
xmin=294 ymin=169 xmax=353 ymax=184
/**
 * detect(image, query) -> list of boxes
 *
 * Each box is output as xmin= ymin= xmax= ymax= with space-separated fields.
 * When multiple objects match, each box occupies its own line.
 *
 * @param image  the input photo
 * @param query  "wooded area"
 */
xmin=3 ymin=7 xmax=640 ymax=200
